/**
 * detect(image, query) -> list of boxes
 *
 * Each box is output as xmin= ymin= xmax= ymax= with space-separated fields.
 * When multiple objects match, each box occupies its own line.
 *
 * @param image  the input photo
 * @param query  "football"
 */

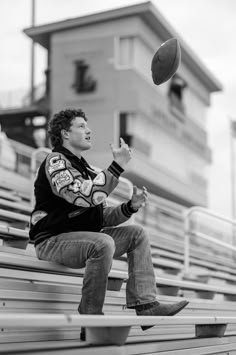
xmin=151 ymin=38 xmax=181 ymax=85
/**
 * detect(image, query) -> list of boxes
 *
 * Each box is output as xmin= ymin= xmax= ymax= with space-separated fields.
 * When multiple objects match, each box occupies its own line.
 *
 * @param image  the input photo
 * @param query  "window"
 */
xmin=116 ymin=36 xmax=154 ymax=84
xmin=117 ymin=37 xmax=134 ymax=67
xmin=168 ymin=74 xmax=186 ymax=114
xmin=133 ymin=37 xmax=153 ymax=82
xmin=119 ymin=112 xmax=133 ymax=146
xmin=119 ymin=112 xmax=151 ymax=156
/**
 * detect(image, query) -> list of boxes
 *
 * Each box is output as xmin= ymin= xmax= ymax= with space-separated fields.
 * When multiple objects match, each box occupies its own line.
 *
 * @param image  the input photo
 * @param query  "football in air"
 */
xmin=151 ymin=38 xmax=181 ymax=85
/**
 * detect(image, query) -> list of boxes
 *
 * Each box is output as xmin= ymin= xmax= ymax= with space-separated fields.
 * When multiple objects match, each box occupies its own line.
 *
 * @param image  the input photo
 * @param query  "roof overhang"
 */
xmin=0 ymin=106 xmax=44 ymax=123
xmin=24 ymin=1 xmax=222 ymax=93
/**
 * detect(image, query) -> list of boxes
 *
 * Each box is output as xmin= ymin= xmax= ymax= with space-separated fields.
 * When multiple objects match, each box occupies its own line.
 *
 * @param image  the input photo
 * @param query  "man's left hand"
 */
xmin=130 ymin=185 xmax=148 ymax=210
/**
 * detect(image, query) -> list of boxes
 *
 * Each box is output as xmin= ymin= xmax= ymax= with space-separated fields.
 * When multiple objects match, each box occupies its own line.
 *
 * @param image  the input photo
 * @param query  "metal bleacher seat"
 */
xmin=2 ymin=165 xmax=236 ymax=352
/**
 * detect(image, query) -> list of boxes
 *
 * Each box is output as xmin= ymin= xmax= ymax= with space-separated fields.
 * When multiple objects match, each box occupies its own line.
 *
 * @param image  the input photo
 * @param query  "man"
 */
xmin=30 ymin=108 xmax=188 ymax=340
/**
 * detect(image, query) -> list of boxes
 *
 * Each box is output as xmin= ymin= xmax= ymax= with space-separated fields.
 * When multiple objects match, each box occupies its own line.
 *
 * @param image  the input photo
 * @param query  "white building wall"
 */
xmin=127 ymin=113 xmax=207 ymax=187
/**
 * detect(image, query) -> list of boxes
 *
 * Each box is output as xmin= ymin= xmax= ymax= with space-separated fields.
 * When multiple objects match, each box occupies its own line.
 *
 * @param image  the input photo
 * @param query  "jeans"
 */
xmin=35 ymin=224 xmax=157 ymax=314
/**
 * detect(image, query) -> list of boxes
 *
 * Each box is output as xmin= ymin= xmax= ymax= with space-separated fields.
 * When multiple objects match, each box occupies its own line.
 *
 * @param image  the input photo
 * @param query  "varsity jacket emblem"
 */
xmin=45 ymin=152 xmax=117 ymax=206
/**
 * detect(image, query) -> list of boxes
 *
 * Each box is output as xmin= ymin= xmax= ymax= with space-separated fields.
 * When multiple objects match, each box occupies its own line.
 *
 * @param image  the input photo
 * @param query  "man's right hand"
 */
xmin=110 ymin=137 xmax=132 ymax=168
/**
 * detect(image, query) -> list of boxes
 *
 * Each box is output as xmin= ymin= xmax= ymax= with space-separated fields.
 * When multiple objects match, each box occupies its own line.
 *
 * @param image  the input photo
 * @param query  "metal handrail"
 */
xmin=30 ymin=147 xmax=51 ymax=207
xmin=184 ymin=206 xmax=236 ymax=275
xmin=30 ymin=147 xmax=51 ymax=175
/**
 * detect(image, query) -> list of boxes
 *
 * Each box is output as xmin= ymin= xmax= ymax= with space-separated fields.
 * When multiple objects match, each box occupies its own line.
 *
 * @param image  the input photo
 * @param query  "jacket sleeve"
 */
xmin=45 ymin=152 xmax=123 ymax=207
xmin=102 ymin=201 xmax=138 ymax=227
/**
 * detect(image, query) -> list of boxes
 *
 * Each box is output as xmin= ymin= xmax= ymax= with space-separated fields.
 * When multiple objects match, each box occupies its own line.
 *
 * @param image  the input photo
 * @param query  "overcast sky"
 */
xmin=1 ymin=0 xmax=236 ymax=218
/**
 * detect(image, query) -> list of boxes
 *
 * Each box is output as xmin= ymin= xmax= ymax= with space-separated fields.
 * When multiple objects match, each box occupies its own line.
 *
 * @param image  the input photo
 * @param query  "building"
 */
xmin=1 ymin=1 xmax=222 ymax=207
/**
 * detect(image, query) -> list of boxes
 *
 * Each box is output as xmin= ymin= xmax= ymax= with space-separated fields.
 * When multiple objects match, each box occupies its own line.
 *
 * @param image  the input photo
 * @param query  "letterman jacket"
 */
xmin=29 ymin=145 xmax=136 ymax=246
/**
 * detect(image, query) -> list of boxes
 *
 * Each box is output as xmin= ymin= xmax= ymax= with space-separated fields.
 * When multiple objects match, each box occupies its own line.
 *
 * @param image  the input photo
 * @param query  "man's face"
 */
xmin=65 ymin=116 xmax=92 ymax=151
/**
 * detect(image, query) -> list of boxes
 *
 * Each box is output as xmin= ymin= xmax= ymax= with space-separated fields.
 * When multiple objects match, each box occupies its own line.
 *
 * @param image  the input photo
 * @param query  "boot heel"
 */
xmin=80 ymin=327 xmax=86 ymax=341
xmin=141 ymin=325 xmax=153 ymax=331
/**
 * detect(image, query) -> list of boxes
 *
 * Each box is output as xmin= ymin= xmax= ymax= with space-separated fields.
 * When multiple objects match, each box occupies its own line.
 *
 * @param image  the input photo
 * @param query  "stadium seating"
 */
xmin=1 ymin=168 xmax=236 ymax=353
xmin=2 ymin=237 xmax=236 ymax=353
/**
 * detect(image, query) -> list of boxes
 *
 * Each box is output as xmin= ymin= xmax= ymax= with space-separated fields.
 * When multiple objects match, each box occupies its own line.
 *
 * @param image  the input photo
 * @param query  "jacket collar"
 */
xmin=53 ymin=145 xmax=86 ymax=164
xmin=53 ymin=145 xmax=95 ymax=177
xmin=53 ymin=145 xmax=75 ymax=158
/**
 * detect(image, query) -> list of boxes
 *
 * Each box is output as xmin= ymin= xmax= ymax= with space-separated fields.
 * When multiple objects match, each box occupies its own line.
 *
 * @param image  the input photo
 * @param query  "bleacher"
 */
xmin=1 ymin=146 xmax=236 ymax=353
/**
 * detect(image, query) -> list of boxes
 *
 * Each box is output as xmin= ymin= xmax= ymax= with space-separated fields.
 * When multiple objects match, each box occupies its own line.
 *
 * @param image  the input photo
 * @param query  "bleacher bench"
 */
xmin=1 ymin=313 xmax=236 ymax=350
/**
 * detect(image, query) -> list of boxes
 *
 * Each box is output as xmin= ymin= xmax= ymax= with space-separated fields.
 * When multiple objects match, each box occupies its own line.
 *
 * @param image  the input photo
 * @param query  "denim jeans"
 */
xmin=35 ymin=224 xmax=157 ymax=314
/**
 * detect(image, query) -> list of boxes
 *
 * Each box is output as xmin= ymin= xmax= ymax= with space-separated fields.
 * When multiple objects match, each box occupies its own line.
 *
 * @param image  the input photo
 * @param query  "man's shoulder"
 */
xmin=46 ymin=150 xmax=66 ymax=160
xmin=45 ymin=151 xmax=69 ymax=177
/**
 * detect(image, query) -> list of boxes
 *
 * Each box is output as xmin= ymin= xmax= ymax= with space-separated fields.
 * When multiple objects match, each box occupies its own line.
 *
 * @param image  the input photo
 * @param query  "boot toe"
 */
xmin=139 ymin=300 xmax=189 ymax=331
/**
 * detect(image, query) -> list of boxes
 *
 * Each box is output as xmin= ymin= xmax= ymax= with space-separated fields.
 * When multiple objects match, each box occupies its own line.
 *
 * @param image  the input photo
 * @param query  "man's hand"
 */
xmin=110 ymin=137 xmax=131 ymax=168
xmin=130 ymin=185 xmax=148 ymax=210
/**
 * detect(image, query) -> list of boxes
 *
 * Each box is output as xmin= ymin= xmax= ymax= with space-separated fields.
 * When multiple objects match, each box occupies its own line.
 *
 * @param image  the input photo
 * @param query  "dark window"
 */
xmin=169 ymin=74 xmax=186 ymax=113
xmin=72 ymin=60 xmax=97 ymax=94
xmin=119 ymin=112 xmax=133 ymax=146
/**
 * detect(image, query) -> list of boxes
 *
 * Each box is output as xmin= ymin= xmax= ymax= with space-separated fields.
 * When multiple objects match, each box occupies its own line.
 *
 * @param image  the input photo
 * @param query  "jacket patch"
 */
xmin=68 ymin=178 xmax=82 ymax=193
xmin=31 ymin=210 xmax=48 ymax=225
xmin=48 ymin=155 xmax=66 ymax=175
xmin=92 ymin=191 xmax=107 ymax=205
xmin=74 ymin=197 xmax=91 ymax=207
xmin=94 ymin=172 xmax=106 ymax=186
xmin=52 ymin=170 xmax=73 ymax=193
xmin=80 ymin=180 xmax=93 ymax=196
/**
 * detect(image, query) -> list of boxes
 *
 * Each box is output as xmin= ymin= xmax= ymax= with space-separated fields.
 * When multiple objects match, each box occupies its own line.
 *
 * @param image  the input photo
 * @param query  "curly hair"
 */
xmin=48 ymin=108 xmax=87 ymax=147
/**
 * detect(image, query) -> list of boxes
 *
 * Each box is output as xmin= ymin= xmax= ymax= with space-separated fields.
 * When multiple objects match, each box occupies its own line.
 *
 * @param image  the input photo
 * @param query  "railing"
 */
xmin=184 ymin=206 xmax=236 ymax=275
xmin=0 ymin=83 xmax=46 ymax=109
xmin=135 ymin=191 xmax=186 ymax=232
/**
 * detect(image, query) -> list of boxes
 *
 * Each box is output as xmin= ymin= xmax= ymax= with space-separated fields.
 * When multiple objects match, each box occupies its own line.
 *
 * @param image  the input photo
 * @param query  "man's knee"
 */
xmin=125 ymin=224 xmax=150 ymax=248
xmin=95 ymin=233 xmax=115 ymax=257
xmin=126 ymin=224 xmax=148 ymax=238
